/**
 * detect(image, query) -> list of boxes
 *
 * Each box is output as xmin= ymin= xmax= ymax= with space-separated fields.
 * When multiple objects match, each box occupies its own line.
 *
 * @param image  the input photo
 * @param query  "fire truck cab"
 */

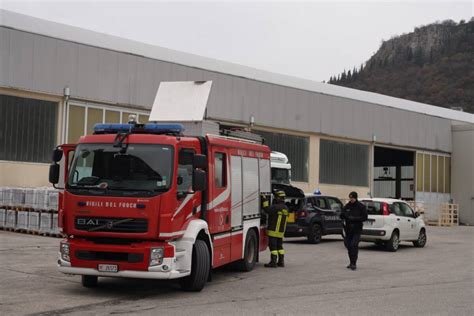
xmin=50 ymin=122 xmax=271 ymax=291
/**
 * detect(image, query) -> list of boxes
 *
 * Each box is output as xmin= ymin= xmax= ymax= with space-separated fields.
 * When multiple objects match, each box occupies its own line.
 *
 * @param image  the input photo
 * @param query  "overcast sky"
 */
xmin=1 ymin=0 xmax=472 ymax=82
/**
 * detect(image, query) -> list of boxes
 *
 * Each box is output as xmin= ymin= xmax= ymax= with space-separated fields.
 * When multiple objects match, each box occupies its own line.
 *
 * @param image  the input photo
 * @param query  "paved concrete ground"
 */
xmin=0 ymin=226 xmax=473 ymax=316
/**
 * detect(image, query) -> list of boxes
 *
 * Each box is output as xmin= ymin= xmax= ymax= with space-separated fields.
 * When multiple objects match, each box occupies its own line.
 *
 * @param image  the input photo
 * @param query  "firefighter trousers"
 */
xmin=268 ymin=236 xmax=285 ymax=256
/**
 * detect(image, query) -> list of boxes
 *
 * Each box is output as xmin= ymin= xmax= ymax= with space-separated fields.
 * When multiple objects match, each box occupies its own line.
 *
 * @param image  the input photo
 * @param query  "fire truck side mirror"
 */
xmin=193 ymin=154 xmax=207 ymax=170
xmin=49 ymin=163 xmax=60 ymax=184
xmin=52 ymin=148 xmax=63 ymax=162
xmin=192 ymin=169 xmax=207 ymax=191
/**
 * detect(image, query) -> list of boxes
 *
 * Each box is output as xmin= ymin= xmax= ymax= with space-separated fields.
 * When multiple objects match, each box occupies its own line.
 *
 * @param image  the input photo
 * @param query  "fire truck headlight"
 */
xmin=149 ymin=247 xmax=164 ymax=266
xmin=60 ymin=241 xmax=70 ymax=262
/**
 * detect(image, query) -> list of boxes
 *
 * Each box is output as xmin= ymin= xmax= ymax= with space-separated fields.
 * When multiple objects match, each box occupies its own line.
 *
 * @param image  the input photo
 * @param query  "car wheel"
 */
xmin=81 ymin=275 xmax=98 ymax=288
xmin=180 ymin=239 xmax=210 ymax=292
xmin=385 ymin=231 xmax=400 ymax=252
xmin=413 ymin=229 xmax=427 ymax=248
xmin=235 ymin=229 xmax=258 ymax=272
xmin=307 ymin=223 xmax=322 ymax=244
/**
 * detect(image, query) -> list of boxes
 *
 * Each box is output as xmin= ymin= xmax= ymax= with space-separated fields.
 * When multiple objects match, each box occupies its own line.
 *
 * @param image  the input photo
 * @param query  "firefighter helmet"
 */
xmin=274 ymin=190 xmax=286 ymax=199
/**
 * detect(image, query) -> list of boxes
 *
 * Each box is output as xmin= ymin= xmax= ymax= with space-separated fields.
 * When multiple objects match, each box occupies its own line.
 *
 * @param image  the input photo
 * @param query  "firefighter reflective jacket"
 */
xmin=264 ymin=199 xmax=289 ymax=238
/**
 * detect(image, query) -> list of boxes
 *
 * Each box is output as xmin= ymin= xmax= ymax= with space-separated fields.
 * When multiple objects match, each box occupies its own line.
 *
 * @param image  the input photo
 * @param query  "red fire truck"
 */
xmin=49 ymin=122 xmax=271 ymax=291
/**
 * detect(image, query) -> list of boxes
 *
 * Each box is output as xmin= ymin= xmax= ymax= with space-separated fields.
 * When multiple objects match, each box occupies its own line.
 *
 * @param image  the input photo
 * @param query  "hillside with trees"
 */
xmin=329 ymin=19 xmax=474 ymax=114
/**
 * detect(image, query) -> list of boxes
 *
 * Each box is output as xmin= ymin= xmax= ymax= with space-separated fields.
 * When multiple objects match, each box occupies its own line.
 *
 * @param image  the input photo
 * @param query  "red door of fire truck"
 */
xmin=55 ymin=144 xmax=76 ymax=229
xmin=208 ymin=146 xmax=232 ymax=267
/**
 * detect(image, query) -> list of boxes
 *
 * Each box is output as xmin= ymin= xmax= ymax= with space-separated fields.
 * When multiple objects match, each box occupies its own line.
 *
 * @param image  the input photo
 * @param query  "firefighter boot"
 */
xmin=277 ymin=254 xmax=285 ymax=267
xmin=264 ymin=255 xmax=278 ymax=268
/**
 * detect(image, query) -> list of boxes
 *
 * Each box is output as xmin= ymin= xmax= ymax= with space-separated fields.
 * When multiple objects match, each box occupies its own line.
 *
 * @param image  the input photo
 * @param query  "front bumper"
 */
xmin=57 ymin=238 xmax=193 ymax=280
xmin=58 ymin=257 xmax=190 ymax=280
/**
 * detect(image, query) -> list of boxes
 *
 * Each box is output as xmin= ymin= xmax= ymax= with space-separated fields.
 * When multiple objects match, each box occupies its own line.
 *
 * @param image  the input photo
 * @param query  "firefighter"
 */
xmin=340 ymin=191 xmax=368 ymax=270
xmin=262 ymin=190 xmax=289 ymax=268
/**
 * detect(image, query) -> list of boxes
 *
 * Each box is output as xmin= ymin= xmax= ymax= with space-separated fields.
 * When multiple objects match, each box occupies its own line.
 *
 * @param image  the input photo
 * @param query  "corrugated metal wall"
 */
xmin=0 ymin=26 xmax=452 ymax=152
xmin=0 ymin=94 xmax=57 ymax=163
xmin=319 ymin=139 xmax=369 ymax=186
xmin=255 ymin=130 xmax=309 ymax=182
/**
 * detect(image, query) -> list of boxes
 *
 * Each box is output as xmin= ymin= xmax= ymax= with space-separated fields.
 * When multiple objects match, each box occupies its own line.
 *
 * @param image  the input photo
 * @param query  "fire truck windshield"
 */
xmin=67 ymin=143 xmax=174 ymax=196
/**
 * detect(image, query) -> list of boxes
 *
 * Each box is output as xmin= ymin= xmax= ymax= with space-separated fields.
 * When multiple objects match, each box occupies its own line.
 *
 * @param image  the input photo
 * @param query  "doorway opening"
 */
xmin=374 ymin=146 xmax=415 ymax=200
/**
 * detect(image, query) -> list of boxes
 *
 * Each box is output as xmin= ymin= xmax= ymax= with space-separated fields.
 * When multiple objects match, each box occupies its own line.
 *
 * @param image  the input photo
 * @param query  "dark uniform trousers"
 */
xmin=345 ymin=231 xmax=361 ymax=265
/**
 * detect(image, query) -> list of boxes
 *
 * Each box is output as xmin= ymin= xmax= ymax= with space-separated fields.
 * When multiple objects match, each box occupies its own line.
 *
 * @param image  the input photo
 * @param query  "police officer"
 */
xmin=341 ymin=191 xmax=368 ymax=270
xmin=262 ymin=190 xmax=289 ymax=268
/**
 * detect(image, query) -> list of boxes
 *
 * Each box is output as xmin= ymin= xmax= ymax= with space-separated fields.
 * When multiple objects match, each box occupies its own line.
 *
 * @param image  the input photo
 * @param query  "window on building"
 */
xmin=0 ymin=94 xmax=58 ymax=163
xmin=255 ymin=130 xmax=309 ymax=182
xmin=438 ymin=156 xmax=445 ymax=193
xmin=66 ymin=104 xmax=149 ymax=143
xmin=431 ymin=155 xmax=438 ymax=192
xmin=416 ymin=153 xmax=423 ymax=192
xmin=423 ymin=154 xmax=430 ymax=192
xmin=122 ymin=112 xmax=135 ymax=124
xmin=445 ymin=157 xmax=451 ymax=193
xmin=86 ymin=108 xmax=103 ymax=135
xmin=139 ymin=115 xmax=149 ymax=124
xmin=416 ymin=152 xmax=450 ymax=194
xmin=105 ymin=110 xmax=120 ymax=123
xmin=214 ymin=153 xmax=226 ymax=188
xmin=319 ymin=139 xmax=369 ymax=187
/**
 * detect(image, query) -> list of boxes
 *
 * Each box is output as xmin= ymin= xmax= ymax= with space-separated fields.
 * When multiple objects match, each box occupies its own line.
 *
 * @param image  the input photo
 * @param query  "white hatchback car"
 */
xmin=360 ymin=198 xmax=427 ymax=252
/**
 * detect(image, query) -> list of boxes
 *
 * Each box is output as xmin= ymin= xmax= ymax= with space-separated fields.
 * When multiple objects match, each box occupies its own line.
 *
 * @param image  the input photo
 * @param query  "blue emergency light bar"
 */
xmin=93 ymin=123 xmax=185 ymax=135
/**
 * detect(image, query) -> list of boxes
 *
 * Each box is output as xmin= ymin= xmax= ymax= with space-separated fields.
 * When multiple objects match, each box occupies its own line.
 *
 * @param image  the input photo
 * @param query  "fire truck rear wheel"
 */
xmin=236 ymin=229 xmax=258 ymax=272
xmin=81 ymin=275 xmax=98 ymax=288
xmin=180 ymin=239 xmax=210 ymax=292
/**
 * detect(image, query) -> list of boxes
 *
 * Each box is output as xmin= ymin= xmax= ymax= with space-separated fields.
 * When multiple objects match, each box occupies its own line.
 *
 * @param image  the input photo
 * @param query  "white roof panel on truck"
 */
xmin=149 ymin=81 xmax=212 ymax=122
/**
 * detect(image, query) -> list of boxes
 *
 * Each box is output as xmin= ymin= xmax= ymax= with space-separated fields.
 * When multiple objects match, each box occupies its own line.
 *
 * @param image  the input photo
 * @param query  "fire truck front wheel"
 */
xmin=81 ymin=275 xmax=98 ymax=288
xmin=179 ymin=239 xmax=210 ymax=292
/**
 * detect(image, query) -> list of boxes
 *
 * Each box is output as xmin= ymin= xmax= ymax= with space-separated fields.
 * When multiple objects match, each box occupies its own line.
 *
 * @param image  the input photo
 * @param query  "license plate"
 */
xmin=98 ymin=264 xmax=118 ymax=273
xmin=364 ymin=220 xmax=373 ymax=226
xmin=287 ymin=213 xmax=295 ymax=223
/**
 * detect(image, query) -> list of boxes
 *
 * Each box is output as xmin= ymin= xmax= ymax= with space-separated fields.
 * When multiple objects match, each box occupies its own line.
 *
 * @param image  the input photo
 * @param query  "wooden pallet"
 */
xmin=439 ymin=203 xmax=459 ymax=227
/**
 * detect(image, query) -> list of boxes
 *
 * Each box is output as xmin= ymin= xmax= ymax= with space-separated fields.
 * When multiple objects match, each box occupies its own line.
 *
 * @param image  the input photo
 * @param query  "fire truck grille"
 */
xmin=75 ymin=250 xmax=144 ymax=263
xmin=75 ymin=217 xmax=148 ymax=233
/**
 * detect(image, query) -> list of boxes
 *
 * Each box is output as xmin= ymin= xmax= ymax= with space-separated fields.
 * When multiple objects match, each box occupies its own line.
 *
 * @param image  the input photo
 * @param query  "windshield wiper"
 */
xmin=69 ymin=184 xmax=107 ymax=190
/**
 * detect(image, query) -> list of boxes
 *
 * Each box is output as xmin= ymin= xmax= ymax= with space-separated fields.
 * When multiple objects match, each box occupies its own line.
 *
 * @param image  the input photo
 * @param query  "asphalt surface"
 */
xmin=0 ymin=226 xmax=473 ymax=316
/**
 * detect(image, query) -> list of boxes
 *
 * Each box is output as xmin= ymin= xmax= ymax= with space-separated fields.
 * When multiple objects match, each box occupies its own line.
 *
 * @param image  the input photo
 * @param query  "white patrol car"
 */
xmin=360 ymin=198 xmax=427 ymax=252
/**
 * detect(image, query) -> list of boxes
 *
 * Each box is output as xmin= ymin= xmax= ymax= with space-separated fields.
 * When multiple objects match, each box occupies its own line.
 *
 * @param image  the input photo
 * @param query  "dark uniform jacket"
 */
xmin=264 ymin=199 xmax=289 ymax=239
xmin=341 ymin=200 xmax=368 ymax=234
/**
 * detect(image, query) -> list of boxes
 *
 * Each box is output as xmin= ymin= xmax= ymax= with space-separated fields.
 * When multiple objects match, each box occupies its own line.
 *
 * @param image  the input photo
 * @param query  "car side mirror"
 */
xmin=193 ymin=154 xmax=207 ymax=170
xmin=192 ymin=169 xmax=207 ymax=191
xmin=49 ymin=163 xmax=60 ymax=184
xmin=415 ymin=211 xmax=420 ymax=218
